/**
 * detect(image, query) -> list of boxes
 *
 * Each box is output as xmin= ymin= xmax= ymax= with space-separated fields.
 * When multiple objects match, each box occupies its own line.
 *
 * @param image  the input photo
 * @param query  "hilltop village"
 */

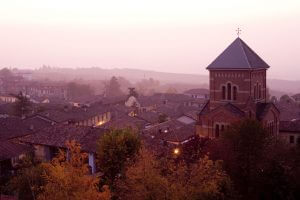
xmin=1 ymin=37 xmax=300 ymax=199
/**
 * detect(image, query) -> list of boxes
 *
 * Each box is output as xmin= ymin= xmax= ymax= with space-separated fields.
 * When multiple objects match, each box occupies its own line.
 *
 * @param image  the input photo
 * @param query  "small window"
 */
xmin=290 ymin=135 xmax=295 ymax=144
xmin=259 ymin=85 xmax=261 ymax=99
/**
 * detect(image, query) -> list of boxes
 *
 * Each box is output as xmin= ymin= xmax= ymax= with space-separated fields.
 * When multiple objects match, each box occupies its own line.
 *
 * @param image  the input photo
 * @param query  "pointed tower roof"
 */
xmin=207 ymin=38 xmax=270 ymax=70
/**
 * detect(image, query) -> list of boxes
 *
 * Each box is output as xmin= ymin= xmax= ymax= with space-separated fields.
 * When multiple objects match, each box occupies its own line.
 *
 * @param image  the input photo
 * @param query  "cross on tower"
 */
xmin=236 ymin=27 xmax=242 ymax=37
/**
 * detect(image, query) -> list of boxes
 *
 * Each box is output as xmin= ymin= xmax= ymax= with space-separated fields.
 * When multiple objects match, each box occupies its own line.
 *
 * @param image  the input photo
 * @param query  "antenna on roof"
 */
xmin=236 ymin=27 xmax=242 ymax=37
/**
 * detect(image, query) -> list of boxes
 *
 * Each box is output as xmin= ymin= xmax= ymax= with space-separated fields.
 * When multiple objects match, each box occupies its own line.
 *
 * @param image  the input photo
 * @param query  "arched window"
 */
xmin=227 ymin=83 xmax=231 ymax=100
xmin=256 ymin=83 xmax=259 ymax=99
xmin=215 ymin=124 xmax=220 ymax=138
xmin=233 ymin=86 xmax=237 ymax=100
xmin=254 ymin=85 xmax=257 ymax=99
xmin=222 ymin=86 xmax=226 ymax=100
xmin=259 ymin=84 xmax=261 ymax=99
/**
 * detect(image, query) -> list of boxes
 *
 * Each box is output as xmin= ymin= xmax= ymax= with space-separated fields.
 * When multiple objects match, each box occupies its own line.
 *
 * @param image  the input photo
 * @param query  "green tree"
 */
xmin=222 ymin=119 xmax=270 ymax=197
xmin=96 ymin=128 xmax=141 ymax=190
xmin=12 ymin=92 xmax=32 ymax=117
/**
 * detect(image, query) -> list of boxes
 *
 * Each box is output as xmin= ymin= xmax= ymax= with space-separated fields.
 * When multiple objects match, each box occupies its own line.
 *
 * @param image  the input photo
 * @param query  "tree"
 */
xmin=128 ymin=87 xmax=138 ymax=98
xmin=118 ymin=149 xmax=237 ymax=200
xmin=279 ymin=94 xmax=294 ymax=104
xmin=12 ymin=92 xmax=32 ymax=117
xmin=6 ymin=156 xmax=45 ymax=200
xmin=222 ymin=119 xmax=270 ymax=196
xmin=105 ymin=76 xmax=123 ymax=97
xmin=96 ymin=128 xmax=141 ymax=189
xmin=117 ymin=148 xmax=169 ymax=200
xmin=38 ymin=141 xmax=110 ymax=200
xmin=67 ymin=82 xmax=94 ymax=98
xmin=166 ymin=87 xmax=178 ymax=94
xmin=135 ymin=78 xmax=160 ymax=96
xmin=0 ymin=68 xmax=13 ymax=78
xmin=158 ymin=113 xmax=168 ymax=123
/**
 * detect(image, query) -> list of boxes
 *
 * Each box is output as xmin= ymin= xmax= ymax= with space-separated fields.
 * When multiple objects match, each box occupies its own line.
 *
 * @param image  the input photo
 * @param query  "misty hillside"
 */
xmin=31 ymin=67 xmax=299 ymax=95
xmin=33 ymin=67 xmax=208 ymax=84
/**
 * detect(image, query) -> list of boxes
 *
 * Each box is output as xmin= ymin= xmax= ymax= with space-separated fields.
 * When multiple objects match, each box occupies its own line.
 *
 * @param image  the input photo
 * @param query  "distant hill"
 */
xmin=18 ymin=67 xmax=300 ymax=95
xmin=32 ymin=67 xmax=209 ymax=84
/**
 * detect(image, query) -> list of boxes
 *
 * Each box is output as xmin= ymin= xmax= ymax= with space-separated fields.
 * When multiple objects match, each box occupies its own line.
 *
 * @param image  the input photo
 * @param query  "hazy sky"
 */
xmin=0 ymin=0 xmax=299 ymax=80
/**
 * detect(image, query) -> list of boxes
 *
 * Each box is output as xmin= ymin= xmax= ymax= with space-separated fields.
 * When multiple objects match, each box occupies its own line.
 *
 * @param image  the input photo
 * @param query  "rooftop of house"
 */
xmin=156 ymin=102 xmax=203 ymax=119
xmin=142 ymin=119 xmax=196 ymax=143
xmin=37 ymin=104 xmax=110 ymax=123
xmin=152 ymin=93 xmax=194 ymax=103
xmin=279 ymin=120 xmax=300 ymax=133
xmin=102 ymin=114 xmax=148 ymax=130
xmin=0 ymin=103 xmax=15 ymax=116
xmin=292 ymin=93 xmax=300 ymax=100
xmin=275 ymin=102 xmax=300 ymax=121
xmin=136 ymin=111 xmax=161 ymax=124
xmin=0 ymin=140 xmax=32 ymax=161
xmin=0 ymin=117 xmax=34 ymax=141
xmin=183 ymin=88 xmax=209 ymax=95
xmin=20 ymin=124 xmax=107 ymax=153
xmin=100 ymin=95 xmax=128 ymax=105
xmin=199 ymin=100 xmax=278 ymax=121
xmin=22 ymin=115 xmax=54 ymax=131
xmin=207 ymin=37 xmax=270 ymax=70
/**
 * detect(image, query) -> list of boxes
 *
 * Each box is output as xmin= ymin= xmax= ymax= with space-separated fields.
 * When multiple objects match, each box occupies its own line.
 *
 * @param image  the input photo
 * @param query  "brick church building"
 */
xmin=197 ymin=37 xmax=280 ymax=138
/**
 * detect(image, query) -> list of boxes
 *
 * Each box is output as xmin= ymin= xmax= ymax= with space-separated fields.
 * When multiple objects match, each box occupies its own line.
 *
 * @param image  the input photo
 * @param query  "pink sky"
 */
xmin=0 ymin=0 xmax=299 ymax=80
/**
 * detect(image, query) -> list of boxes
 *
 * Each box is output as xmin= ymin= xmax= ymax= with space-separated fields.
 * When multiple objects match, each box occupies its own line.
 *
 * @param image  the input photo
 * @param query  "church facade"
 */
xmin=197 ymin=37 xmax=280 ymax=138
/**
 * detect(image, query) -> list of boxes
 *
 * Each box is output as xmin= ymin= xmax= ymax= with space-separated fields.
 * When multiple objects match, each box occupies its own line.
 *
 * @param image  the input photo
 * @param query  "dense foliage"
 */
xmin=96 ymin=128 xmax=141 ymax=189
xmin=206 ymin=119 xmax=300 ymax=200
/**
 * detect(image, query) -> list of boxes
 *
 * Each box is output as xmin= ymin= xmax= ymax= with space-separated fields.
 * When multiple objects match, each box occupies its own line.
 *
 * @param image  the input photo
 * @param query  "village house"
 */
xmin=0 ymin=117 xmax=35 ymax=176
xmin=0 ymin=94 xmax=18 ymax=104
xmin=22 ymin=82 xmax=68 ymax=99
xmin=279 ymin=119 xmax=300 ymax=146
xmin=20 ymin=124 xmax=107 ymax=174
xmin=0 ymin=140 xmax=32 ymax=176
xmin=183 ymin=88 xmax=209 ymax=99
xmin=197 ymin=37 xmax=280 ymax=138
xmin=37 ymin=105 xmax=111 ymax=127
xmin=142 ymin=119 xmax=196 ymax=154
